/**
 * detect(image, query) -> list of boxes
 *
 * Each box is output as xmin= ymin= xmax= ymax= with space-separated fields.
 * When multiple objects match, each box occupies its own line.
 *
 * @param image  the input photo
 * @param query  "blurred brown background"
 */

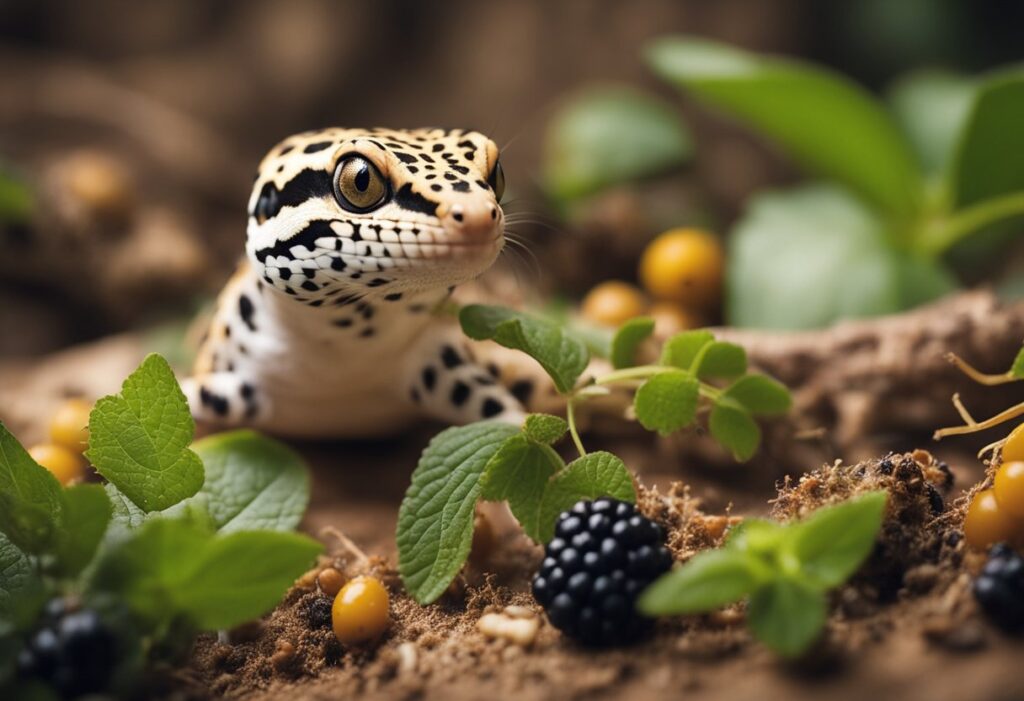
xmin=0 ymin=0 xmax=1021 ymax=357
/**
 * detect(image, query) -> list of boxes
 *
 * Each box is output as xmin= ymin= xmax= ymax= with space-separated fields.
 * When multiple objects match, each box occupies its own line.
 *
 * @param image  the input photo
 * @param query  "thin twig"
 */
xmin=934 ymin=401 xmax=1024 ymax=440
xmin=946 ymin=352 xmax=1018 ymax=386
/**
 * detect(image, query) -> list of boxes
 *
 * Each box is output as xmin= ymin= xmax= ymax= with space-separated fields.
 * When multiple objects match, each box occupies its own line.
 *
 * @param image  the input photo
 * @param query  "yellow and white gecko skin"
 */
xmin=183 ymin=127 xmax=542 ymax=437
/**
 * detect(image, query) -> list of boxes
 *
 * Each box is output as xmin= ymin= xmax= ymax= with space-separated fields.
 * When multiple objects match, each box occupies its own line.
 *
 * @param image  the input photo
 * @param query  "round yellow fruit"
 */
xmin=1002 ymin=423 xmax=1024 ymax=463
xmin=964 ymin=489 xmax=1021 ymax=550
xmin=28 ymin=444 xmax=85 ymax=485
xmin=48 ymin=398 xmax=92 ymax=454
xmin=639 ymin=228 xmax=724 ymax=308
xmin=994 ymin=461 xmax=1024 ymax=520
xmin=648 ymin=301 xmax=702 ymax=337
xmin=332 ymin=575 xmax=390 ymax=645
xmin=580 ymin=280 xmax=648 ymax=327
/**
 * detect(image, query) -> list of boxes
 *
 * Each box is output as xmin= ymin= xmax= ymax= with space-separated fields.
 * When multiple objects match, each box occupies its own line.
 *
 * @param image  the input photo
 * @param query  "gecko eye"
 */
xmin=334 ymin=155 xmax=389 ymax=212
xmin=487 ymin=160 xmax=505 ymax=202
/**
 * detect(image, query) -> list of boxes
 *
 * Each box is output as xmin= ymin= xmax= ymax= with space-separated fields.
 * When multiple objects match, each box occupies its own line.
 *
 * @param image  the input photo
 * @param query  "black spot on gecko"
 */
xmin=422 ymin=366 xmax=437 ymax=391
xmin=360 ymin=327 xmax=375 ymax=338
xmin=238 ymin=295 xmax=256 ymax=332
xmin=510 ymin=379 xmax=534 ymax=404
xmin=254 ymin=219 xmax=335 ymax=264
xmin=385 ymin=292 xmax=403 ymax=301
xmin=451 ymin=182 xmax=470 ymax=192
xmin=333 ymin=318 xmax=352 ymax=328
xmin=441 ymin=345 xmax=463 ymax=368
xmin=481 ymin=398 xmax=504 ymax=418
xmin=199 ymin=386 xmax=230 ymax=417
xmin=394 ymin=183 xmax=438 ymax=216
xmin=302 ymin=141 xmax=334 ymax=153
xmin=301 ymin=280 xmax=319 ymax=292
xmin=395 ymin=152 xmax=419 ymax=164
xmin=450 ymin=381 xmax=471 ymax=407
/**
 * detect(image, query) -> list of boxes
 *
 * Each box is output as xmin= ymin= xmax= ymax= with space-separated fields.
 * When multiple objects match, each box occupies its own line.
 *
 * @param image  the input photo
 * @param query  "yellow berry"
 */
xmin=28 ymin=444 xmax=85 ymax=485
xmin=332 ymin=575 xmax=389 ymax=645
xmin=648 ymin=302 xmax=702 ymax=337
xmin=964 ymin=489 xmax=1021 ymax=550
xmin=317 ymin=567 xmax=345 ymax=597
xmin=994 ymin=461 xmax=1024 ymax=519
xmin=639 ymin=228 xmax=724 ymax=308
xmin=580 ymin=281 xmax=647 ymax=327
xmin=1003 ymin=423 xmax=1024 ymax=463
xmin=48 ymin=398 xmax=92 ymax=454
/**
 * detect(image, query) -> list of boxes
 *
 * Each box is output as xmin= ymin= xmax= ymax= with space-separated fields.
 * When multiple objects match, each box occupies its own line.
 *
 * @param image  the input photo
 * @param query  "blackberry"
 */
xmin=16 ymin=600 xmax=118 ymax=698
xmin=973 ymin=543 xmax=1024 ymax=633
xmin=532 ymin=498 xmax=673 ymax=646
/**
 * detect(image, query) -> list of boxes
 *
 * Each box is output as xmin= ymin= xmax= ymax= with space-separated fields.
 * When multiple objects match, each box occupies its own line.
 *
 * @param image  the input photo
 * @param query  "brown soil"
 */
xmin=171 ymin=441 xmax=1024 ymax=701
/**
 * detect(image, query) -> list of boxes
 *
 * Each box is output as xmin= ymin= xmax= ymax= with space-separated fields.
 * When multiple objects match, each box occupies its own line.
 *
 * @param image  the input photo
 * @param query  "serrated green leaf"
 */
xmin=86 ymin=354 xmax=204 ymax=513
xmin=788 ymin=491 xmax=886 ymax=589
xmin=105 ymin=484 xmax=147 ymax=535
xmin=522 ymin=414 xmax=568 ymax=445
xmin=190 ymin=430 xmax=310 ymax=533
xmin=634 ymin=371 xmax=699 ymax=436
xmin=89 ymin=517 xmax=321 ymax=630
xmin=1011 ymin=345 xmax=1024 ymax=378
xmin=697 ymin=341 xmax=747 ymax=380
xmin=459 ymin=306 xmax=589 ymax=393
xmin=722 ymin=375 xmax=792 ymax=416
xmin=638 ymin=548 xmax=761 ymax=616
xmin=53 ymin=484 xmax=110 ymax=577
xmin=542 ymin=86 xmax=692 ymax=202
xmin=0 ymin=532 xmax=39 ymax=620
xmin=397 ymin=422 xmax=519 ymax=604
xmin=610 ymin=317 xmax=655 ymax=369
xmin=660 ymin=330 xmax=714 ymax=369
xmin=0 ymin=423 xmax=63 ymax=554
xmin=725 ymin=518 xmax=784 ymax=554
xmin=537 ymin=452 xmax=636 ymax=542
xmin=709 ymin=400 xmax=761 ymax=461
xmin=646 ymin=36 xmax=921 ymax=218
xmin=481 ymin=435 xmax=563 ymax=542
xmin=747 ymin=577 xmax=826 ymax=658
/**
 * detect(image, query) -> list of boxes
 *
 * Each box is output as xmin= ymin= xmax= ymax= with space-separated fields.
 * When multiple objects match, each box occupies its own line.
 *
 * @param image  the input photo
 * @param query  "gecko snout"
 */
xmin=442 ymin=201 xmax=502 ymax=240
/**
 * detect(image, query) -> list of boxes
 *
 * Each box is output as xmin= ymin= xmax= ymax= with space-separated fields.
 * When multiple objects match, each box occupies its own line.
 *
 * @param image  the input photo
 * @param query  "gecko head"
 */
xmin=244 ymin=127 xmax=505 ymax=306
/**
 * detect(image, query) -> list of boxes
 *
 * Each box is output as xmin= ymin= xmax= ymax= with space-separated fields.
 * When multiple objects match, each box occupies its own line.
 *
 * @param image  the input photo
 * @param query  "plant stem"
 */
xmin=594 ymin=365 xmax=666 ymax=385
xmin=946 ymin=352 xmax=1021 ymax=386
xmin=922 ymin=190 xmax=1024 ymax=256
xmin=566 ymin=397 xmax=587 ymax=458
xmin=934 ymin=400 xmax=1024 ymax=440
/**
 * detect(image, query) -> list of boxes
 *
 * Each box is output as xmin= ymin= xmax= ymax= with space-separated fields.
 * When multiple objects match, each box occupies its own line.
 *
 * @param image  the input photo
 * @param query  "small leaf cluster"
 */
xmin=397 ymin=306 xmax=792 ymax=604
xmin=0 ymin=355 xmax=320 ymax=695
xmin=397 ymin=418 xmax=636 ymax=604
xmin=639 ymin=491 xmax=887 ymax=657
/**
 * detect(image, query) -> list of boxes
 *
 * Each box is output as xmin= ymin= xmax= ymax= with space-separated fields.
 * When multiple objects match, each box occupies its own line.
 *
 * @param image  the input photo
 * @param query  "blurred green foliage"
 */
xmin=0 ymin=168 xmax=33 ymax=225
xmin=542 ymin=86 xmax=691 ymax=204
xmin=542 ymin=37 xmax=1024 ymax=329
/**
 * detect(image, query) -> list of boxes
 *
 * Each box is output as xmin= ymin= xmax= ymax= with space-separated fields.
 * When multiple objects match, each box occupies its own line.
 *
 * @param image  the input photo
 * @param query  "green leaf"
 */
xmin=522 ymin=414 xmax=568 ymax=445
xmin=1011 ymin=346 xmax=1024 ymax=379
xmin=86 ymin=354 xmax=204 ymax=513
xmin=660 ymin=330 xmax=714 ymax=369
xmin=459 ymin=305 xmax=590 ymax=393
xmin=610 ymin=317 xmax=655 ymax=369
xmin=949 ymin=68 xmax=1024 ymax=209
xmin=634 ymin=371 xmax=699 ymax=436
xmin=0 ymin=532 xmax=39 ymax=620
xmin=638 ymin=548 xmax=761 ymax=616
xmin=697 ymin=341 xmax=747 ymax=380
xmin=481 ymin=435 xmax=563 ymax=542
xmin=190 ymin=430 xmax=310 ymax=533
xmin=722 ymin=375 xmax=792 ymax=416
xmin=727 ymin=185 xmax=957 ymax=329
xmin=888 ymin=70 xmax=976 ymax=176
xmin=397 ymin=422 xmax=519 ymax=604
xmin=709 ymin=400 xmax=760 ymax=461
xmin=788 ymin=491 xmax=887 ymax=589
xmin=537 ymin=452 xmax=636 ymax=542
xmin=90 ymin=517 xmax=321 ymax=630
xmin=53 ymin=484 xmax=111 ymax=576
xmin=105 ymin=484 xmax=147 ymax=535
xmin=726 ymin=518 xmax=785 ymax=555
xmin=542 ymin=85 xmax=691 ymax=202
xmin=646 ymin=36 xmax=921 ymax=218
xmin=747 ymin=578 xmax=826 ymax=658
xmin=0 ymin=422 xmax=63 ymax=554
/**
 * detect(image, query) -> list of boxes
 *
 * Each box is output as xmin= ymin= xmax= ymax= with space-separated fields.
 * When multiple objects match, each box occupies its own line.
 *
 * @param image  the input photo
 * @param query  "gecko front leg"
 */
xmin=181 ymin=372 xmax=268 ymax=428
xmin=403 ymin=330 xmax=526 ymax=427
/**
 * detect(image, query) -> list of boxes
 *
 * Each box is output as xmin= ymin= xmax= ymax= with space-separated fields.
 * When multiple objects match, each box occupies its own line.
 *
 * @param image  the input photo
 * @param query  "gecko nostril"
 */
xmin=490 ymin=206 xmax=497 ymax=220
xmin=453 ymin=212 xmax=464 ymax=223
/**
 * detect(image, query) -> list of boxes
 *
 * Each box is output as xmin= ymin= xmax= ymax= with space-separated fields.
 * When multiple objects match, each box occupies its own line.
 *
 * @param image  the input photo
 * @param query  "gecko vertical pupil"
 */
xmin=334 ymin=155 xmax=388 ymax=212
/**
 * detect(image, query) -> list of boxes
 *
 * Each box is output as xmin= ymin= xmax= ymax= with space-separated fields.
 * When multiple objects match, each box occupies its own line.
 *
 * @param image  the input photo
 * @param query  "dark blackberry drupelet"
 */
xmin=532 ymin=497 xmax=673 ymax=646
xmin=973 ymin=543 xmax=1024 ymax=632
xmin=16 ymin=600 xmax=119 ymax=698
